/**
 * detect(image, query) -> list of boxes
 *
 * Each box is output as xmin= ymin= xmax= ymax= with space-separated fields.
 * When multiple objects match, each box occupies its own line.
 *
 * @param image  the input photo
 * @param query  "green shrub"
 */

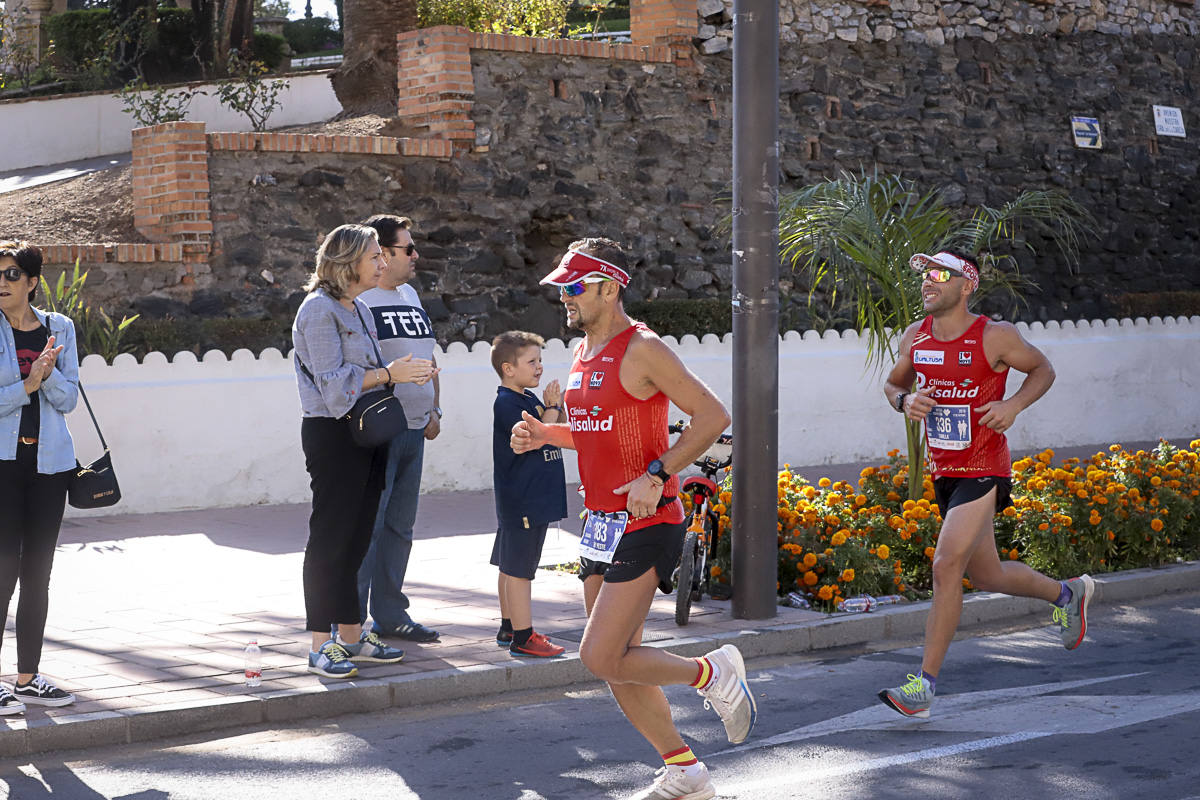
xmin=122 ymin=316 xmax=292 ymax=359
xmin=626 ymin=299 xmax=731 ymax=339
xmin=42 ymin=261 xmax=139 ymax=362
xmin=417 ymin=0 xmax=569 ymax=37
xmin=252 ymin=31 xmax=289 ymax=70
xmin=116 ymin=79 xmax=205 ymax=125
xmin=282 ymin=16 xmax=340 ymax=55
xmin=45 ymin=8 xmax=113 ymax=70
xmin=142 ymin=6 xmax=205 ymax=82
xmin=215 ymin=51 xmax=289 ymax=130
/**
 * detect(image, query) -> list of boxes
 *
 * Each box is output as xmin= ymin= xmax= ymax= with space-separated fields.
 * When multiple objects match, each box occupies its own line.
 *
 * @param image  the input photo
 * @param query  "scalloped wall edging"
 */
xmin=75 ymin=315 xmax=1200 ymax=368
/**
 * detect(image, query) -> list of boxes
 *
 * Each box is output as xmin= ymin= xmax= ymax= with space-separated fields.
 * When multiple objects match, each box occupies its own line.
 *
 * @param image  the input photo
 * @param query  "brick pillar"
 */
xmin=131 ymin=122 xmax=212 ymax=245
xmin=396 ymin=26 xmax=475 ymax=146
xmin=630 ymin=0 xmax=695 ymax=61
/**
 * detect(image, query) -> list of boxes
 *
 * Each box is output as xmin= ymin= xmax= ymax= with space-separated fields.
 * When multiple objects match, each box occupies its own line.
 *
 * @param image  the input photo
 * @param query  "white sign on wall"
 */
xmin=1153 ymin=105 xmax=1187 ymax=138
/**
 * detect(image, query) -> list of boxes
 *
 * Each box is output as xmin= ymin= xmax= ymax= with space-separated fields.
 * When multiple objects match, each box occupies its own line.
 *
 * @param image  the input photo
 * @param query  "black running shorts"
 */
xmin=578 ymin=520 xmax=686 ymax=595
xmin=934 ymin=475 xmax=1014 ymax=515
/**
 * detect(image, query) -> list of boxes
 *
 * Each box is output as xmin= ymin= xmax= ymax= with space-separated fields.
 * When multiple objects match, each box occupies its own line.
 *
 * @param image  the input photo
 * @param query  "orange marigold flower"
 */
xmin=1106 ymin=530 xmax=1115 ymax=540
xmin=803 ymin=570 xmax=818 ymax=586
xmin=1151 ymin=518 xmax=1164 ymax=532
xmin=817 ymin=584 xmax=834 ymax=601
xmin=802 ymin=552 xmax=818 ymax=568
xmin=830 ymin=530 xmax=848 ymax=547
xmin=876 ymin=544 xmax=891 ymax=559
xmin=840 ymin=568 xmax=855 ymax=582
xmin=1008 ymin=548 xmax=1019 ymax=560
xmin=710 ymin=565 xmax=722 ymax=577
xmin=924 ymin=546 xmax=935 ymax=559
xmin=818 ymin=477 xmax=831 ymax=488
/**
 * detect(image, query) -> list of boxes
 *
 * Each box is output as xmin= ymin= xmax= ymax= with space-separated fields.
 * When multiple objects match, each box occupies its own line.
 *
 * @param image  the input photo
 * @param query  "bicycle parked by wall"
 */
xmin=669 ymin=421 xmax=733 ymax=626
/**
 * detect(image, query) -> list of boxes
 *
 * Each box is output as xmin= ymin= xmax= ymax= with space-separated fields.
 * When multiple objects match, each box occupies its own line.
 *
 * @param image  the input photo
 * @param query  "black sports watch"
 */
xmin=646 ymin=458 xmax=671 ymax=484
xmin=893 ymin=392 xmax=909 ymax=413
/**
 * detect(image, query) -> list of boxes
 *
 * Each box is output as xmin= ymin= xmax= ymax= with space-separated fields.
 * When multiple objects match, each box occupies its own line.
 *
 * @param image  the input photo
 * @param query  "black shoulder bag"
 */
xmin=298 ymin=303 xmax=408 ymax=448
xmin=68 ymin=383 xmax=122 ymax=509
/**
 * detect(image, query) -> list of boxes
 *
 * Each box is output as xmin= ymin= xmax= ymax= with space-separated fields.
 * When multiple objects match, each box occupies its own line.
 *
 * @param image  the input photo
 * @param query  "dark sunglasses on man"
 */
xmin=388 ymin=243 xmax=417 ymax=256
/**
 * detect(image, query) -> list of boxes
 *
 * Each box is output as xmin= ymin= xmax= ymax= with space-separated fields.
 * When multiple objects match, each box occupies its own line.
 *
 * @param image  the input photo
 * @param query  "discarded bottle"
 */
xmin=244 ymin=640 xmax=262 ymax=687
xmin=872 ymin=594 xmax=906 ymax=607
xmin=785 ymin=591 xmax=811 ymax=609
xmin=838 ymin=595 xmax=879 ymax=613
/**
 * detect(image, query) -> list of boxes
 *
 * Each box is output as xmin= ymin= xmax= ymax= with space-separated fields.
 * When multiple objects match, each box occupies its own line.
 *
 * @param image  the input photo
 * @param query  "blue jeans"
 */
xmin=357 ymin=427 xmax=425 ymax=629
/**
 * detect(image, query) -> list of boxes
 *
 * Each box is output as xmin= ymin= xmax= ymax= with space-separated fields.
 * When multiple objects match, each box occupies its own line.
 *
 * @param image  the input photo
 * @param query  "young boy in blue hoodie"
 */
xmin=490 ymin=331 xmax=568 ymax=658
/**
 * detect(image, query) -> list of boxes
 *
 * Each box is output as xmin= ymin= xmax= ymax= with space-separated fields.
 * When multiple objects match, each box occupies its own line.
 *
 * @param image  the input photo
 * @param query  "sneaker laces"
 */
xmin=321 ymin=642 xmax=353 ymax=663
xmin=27 ymin=675 xmax=56 ymax=693
xmin=360 ymin=631 xmax=387 ymax=649
xmin=898 ymin=673 xmax=926 ymax=699
xmin=1051 ymin=606 xmax=1069 ymax=628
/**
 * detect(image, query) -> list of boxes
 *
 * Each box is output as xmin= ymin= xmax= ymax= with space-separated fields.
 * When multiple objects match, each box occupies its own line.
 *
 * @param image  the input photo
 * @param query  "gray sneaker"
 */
xmin=696 ymin=644 xmax=757 ymax=744
xmin=878 ymin=673 xmax=934 ymax=718
xmin=1053 ymin=574 xmax=1095 ymax=650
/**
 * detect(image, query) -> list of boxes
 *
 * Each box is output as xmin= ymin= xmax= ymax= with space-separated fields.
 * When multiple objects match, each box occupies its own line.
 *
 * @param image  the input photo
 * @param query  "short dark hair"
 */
xmin=362 ymin=214 xmax=413 ymax=249
xmin=568 ymin=237 xmax=628 ymax=300
xmin=491 ymin=330 xmax=545 ymax=378
xmin=0 ymin=240 xmax=43 ymax=303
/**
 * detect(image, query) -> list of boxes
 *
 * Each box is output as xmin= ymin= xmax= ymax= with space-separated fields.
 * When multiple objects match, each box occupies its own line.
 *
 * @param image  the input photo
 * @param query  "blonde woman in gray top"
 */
xmin=291 ymin=224 xmax=435 ymax=678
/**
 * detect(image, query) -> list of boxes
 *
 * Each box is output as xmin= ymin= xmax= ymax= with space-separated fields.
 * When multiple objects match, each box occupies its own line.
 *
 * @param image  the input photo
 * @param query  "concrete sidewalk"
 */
xmin=3 ymin=470 xmax=1197 ymax=757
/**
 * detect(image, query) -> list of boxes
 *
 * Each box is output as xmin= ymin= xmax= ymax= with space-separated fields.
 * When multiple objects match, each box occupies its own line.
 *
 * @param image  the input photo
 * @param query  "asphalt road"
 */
xmin=2 ymin=591 xmax=1198 ymax=800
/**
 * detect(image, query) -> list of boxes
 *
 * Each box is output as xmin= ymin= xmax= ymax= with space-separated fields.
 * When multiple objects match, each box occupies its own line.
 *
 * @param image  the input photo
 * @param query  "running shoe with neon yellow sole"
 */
xmin=1053 ymin=574 xmax=1095 ymax=650
xmin=341 ymin=630 xmax=405 ymax=663
xmin=878 ymin=673 xmax=934 ymax=718
xmin=626 ymin=763 xmax=716 ymax=800
xmin=697 ymin=644 xmax=757 ymax=744
xmin=307 ymin=639 xmax=359 ymax=679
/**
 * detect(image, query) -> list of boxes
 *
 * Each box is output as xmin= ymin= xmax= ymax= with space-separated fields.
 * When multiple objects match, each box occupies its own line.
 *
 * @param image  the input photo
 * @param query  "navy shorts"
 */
xmin=490 ymin=519 xmax=551 ymax=581
xmin=934 ymin=476 xmax=1014 ymax=515
xmin=578 ymin=520 xmax=686 ymax=595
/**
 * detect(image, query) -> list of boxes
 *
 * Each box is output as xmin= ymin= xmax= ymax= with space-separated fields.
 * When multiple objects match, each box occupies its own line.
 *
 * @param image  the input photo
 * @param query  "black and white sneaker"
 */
xmin=13 ymin=675 xmax=75 ymax=707
xmin=0 ymin=685 xmax=26 ymax=715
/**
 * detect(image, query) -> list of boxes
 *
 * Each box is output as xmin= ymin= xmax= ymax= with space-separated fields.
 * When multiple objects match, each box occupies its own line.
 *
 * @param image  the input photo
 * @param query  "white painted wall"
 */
xmin=0 ymin=71 xmax=342 ymax=172
xmin=64 ymin=317 xmax=1200 ymax=517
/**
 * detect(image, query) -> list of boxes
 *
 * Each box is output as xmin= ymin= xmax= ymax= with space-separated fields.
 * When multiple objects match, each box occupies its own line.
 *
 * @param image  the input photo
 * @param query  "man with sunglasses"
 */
xmin=511 ymin=238 xmax=755 ymax=800
xmin=878 ymin=249 xmax=1094 ymax=719
xmin=355 ymin=215 xmax=443 ymax=644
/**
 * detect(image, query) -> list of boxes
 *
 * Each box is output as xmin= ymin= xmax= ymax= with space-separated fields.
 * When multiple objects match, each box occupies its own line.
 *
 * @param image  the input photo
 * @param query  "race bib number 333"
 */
xmin=579 ymin=510 xmax=629 ymax=563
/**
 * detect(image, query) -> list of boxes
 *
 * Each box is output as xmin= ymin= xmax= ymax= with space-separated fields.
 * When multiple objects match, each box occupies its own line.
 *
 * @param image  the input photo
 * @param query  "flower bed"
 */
xmin=699 ymin=439 xmax=1200 ymax=611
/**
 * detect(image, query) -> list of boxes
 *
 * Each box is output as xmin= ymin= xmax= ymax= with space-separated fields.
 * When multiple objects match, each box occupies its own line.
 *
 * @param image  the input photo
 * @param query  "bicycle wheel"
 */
xmin=675 ymin=529 xmax=698 ymax=626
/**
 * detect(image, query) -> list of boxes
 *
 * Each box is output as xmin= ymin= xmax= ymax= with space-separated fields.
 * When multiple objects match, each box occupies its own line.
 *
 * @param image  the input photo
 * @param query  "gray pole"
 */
xmin=730 ymin=0 xmax=779 ymax=620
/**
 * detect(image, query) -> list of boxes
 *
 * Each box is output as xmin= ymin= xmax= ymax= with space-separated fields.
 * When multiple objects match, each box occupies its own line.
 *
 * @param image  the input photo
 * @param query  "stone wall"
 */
xmin=61 ymin=18 xmax=1200 ymax=347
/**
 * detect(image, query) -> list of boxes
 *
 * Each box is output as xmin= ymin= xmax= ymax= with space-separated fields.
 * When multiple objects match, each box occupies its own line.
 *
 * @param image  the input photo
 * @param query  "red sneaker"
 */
xmin=509 ymin=631 xmax=566 ymax=658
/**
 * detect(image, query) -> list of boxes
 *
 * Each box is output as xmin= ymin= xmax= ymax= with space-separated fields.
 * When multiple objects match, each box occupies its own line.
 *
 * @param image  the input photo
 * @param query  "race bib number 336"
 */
xmin=579 ymin=510 xmax=629 ymax=563
xmin=927 ymin=404 xmax=971 ymax=450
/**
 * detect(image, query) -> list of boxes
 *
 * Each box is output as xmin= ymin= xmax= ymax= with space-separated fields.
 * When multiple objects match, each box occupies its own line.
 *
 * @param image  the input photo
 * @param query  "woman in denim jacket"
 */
xmin=0 ymin=241 xmax=79 ymax=714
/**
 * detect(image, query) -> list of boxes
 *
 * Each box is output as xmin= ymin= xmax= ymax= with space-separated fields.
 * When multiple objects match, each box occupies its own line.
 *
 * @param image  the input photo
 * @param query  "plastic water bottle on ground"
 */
xmin=785 ymin=591 xmax=811 ymax=609
xmin=838 ymin=595 xmax=879 ymax=613
xmin=244 ymin=640 xmax=262 ymax=687
xmin=872 ymin=594 xmax=906 ymax=607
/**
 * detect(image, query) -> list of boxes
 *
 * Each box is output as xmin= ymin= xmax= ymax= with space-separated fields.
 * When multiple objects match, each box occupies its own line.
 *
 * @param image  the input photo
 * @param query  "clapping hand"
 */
xmin=543 ymin=378 xmax=562 ymax=408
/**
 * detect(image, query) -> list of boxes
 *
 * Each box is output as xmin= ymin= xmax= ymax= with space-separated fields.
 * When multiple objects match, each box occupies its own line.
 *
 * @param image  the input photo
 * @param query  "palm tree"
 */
xmin=780 ymin=171 xmax=1096 ymax=500
xmin=331 ymin=0 xmax=418 ymax=115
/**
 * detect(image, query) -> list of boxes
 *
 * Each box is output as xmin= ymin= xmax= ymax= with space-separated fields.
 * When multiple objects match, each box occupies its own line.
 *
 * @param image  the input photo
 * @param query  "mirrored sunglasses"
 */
xmin=923 ymin=268 xmax=962 ymax=283
xmin=0 ymin=267 xmax=26 ymax=283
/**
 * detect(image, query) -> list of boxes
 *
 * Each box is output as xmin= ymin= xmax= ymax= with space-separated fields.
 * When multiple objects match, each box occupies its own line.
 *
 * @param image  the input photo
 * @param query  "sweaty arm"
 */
xmin=883 ymin=322 xmax=936 ymax=421
xmin=977 ymin=321 xmax=1055 ymax=432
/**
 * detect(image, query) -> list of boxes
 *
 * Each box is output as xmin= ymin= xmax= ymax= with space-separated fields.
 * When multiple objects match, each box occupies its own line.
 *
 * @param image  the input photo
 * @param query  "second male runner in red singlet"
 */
xmin=878 ymin=250 xmax=1095 ymax=718
xmin=512 ymin=238 xmax=755 ymax=800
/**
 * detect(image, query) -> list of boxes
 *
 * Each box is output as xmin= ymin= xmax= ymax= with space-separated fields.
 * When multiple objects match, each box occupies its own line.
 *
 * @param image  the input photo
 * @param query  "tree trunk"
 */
xmin=330 ymin=0 xmax=418 ymax=116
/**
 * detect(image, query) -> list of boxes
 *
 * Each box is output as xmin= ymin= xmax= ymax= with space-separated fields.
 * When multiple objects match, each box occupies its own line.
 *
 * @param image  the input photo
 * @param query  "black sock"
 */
xmin=498 ymin=618 xmax=513 ymax=636
xmin=512 ymin=627 xmax=533 ymax=647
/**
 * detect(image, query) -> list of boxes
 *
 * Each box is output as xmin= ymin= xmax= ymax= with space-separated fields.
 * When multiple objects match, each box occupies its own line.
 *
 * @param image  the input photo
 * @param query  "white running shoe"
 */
xmin=697 ymin=644 xmax=757 ymax=744
xmin=626 ymin=763 xmax=716 ymax=800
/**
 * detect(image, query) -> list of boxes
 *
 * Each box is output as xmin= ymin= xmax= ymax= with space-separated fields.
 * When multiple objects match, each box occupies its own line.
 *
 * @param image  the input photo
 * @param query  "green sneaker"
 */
xmin=878 ymin=673 xmax=934 ymax=718
xmin=1052 ymin=574 xmax=1095 ymax=650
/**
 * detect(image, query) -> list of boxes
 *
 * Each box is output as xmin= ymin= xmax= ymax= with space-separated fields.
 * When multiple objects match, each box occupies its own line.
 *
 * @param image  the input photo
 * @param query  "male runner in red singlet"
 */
xmin=878 ymin=250 xmax=1094 ymax=718
xmin=511 ymin=238 xmax=755 ymax=800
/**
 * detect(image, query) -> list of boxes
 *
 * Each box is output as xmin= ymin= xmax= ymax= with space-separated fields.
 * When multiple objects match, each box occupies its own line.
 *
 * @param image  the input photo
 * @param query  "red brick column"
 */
xmin=396 ymin=26 xmax=475 ymax=145
xmin=631 ymin=0 xmax=695 ymax=61
xmin=131 ymin=121 xmax=212 ymax=245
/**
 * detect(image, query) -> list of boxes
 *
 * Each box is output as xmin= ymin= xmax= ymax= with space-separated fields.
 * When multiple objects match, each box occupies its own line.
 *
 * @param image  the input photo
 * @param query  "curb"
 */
xmin=3 ymin=562 xmax=1197 ymax=757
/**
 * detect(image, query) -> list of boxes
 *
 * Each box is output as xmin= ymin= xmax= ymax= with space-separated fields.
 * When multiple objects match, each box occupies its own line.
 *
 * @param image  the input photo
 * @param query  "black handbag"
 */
xmin=68 ymin=383 xmax=121 ymax=509
xmin=298 ymin=302 xmax=407 ymax=449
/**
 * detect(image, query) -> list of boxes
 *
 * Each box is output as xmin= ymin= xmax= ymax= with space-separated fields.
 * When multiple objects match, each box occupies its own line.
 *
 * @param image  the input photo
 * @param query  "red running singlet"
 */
xmin=909 ymin=315 xmax=1011 ymax=477
xmin=565 ymin=323 xmax=683 ymax=533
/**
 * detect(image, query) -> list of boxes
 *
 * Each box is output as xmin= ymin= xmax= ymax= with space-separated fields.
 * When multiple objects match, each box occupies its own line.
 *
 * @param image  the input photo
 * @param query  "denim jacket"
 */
xmin=0 ymin=308 xmax=79 ymax=474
